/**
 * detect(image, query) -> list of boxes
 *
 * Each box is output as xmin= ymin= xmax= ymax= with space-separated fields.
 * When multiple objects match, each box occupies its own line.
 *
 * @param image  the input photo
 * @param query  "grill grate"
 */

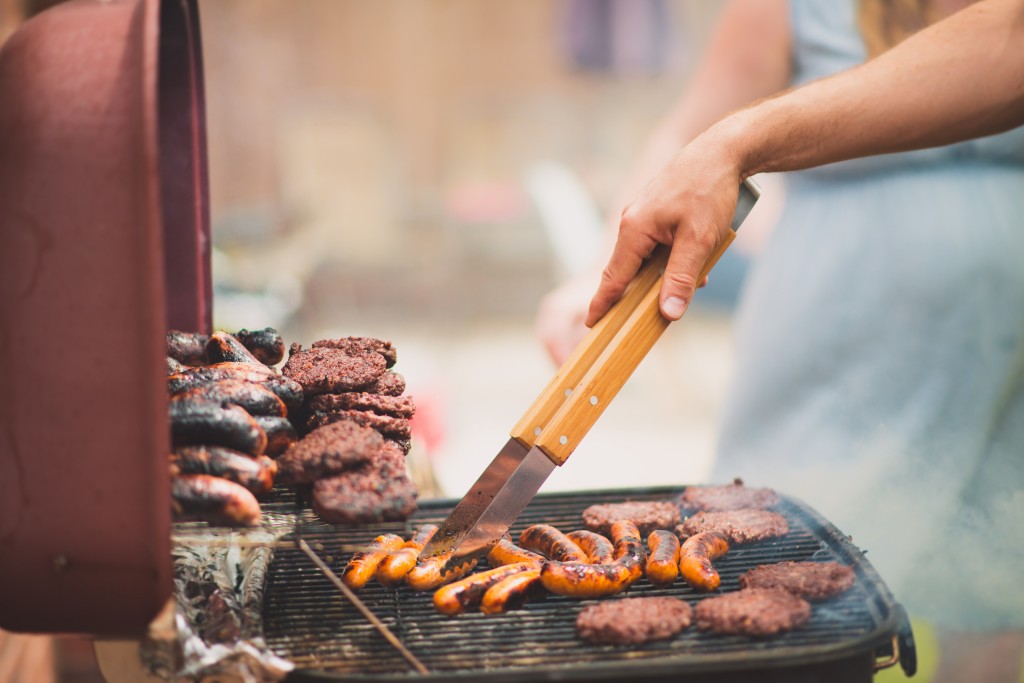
xmin=258 ymin=487 xmax=900 ymax=681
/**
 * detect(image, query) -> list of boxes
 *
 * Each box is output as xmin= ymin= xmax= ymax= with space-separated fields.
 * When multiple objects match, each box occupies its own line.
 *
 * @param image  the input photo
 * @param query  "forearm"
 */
xmin=715 ymin=0 xmax=1024 ymax=177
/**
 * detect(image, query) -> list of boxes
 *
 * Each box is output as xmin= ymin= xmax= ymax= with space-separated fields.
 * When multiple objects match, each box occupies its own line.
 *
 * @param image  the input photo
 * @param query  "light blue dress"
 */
xmin=712 ymin=0 xmax=1024 ymax=631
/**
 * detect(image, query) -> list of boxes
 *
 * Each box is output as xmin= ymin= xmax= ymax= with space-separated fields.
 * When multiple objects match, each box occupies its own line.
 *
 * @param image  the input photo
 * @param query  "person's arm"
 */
xmin=587 ymin=0 xmax=1024 ymax=326
xmin=535 ymin=0 xmax=791 ymax=364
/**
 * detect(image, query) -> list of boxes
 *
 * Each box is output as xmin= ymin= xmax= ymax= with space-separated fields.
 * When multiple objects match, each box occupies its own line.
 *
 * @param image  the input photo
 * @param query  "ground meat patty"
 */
xmin=311 ymin=448 xmax=417 ymax=524
xmin=678 ymin=480 xmax=780 ymax=512
xmin=311 ymin=337 xmax=397 ymax=368
xmin=275 ymin=420 xmax=384 ymax=484
xmin=305 ymin=392 xmax=415 ymax=418
xmin=676 ymin=509 xmax=789 ymax=545
xmin=363 ymin=371 xmax=406 ymax=397
xmin=739 ymin=561 xmax=856 ymax=601
xmin=582 ymin=501 xmax=681 ymax=536
xmin=576 ymin=597 xmax=692 ymax=645
xmin=306 ymin=409 xmax=412 ymax=440
xmin=281 ymin=348 xmax=386 ymax=395
xmin=693 ymin=588 xmax=811 ymax=637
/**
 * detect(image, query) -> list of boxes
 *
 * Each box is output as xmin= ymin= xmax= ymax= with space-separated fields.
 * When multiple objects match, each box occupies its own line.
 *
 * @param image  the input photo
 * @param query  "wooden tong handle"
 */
xmin=509 ymin=177 xmax=759 ymax=464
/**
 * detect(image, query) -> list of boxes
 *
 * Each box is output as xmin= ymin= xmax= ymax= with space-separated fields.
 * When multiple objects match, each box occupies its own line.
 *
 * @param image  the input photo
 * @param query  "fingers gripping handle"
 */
xmin=510 ymin=178 xmax=758 ymax=465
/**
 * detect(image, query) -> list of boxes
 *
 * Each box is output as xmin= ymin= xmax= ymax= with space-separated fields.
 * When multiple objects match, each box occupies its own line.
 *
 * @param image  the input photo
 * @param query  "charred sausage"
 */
xmin=167 ymin=330 xmax=209 ymax=365
xmin=254 ymin=415 xmax=298 ymax=456
xmin=376 ymin=524 xmax=438 ymax=587
xmin=173 ymin=379 xmax=287 ymax=417
xmin=234 ymin=327 xmax=286 ymax=366
xmin=645 ymin=530 xmax=681 ymax=586
xmin=486 ymin=537 xmax=546 ymax=567
xmin=566 ymin=530 xmax=615 ymax=564
xmin=479 ymin=568 xmax=543 ymax=615
xmin=432 ymin=562 xmax=537 ymax=615
xmin=678 ymin=531 xmax=729 ymax=592
xmin=169 ymin=398 xmax=268 ymax=456
xmin=405 ymin=552 xmax=477 ymax=591
xmin=206 ymin=330 xmax=264 ymax=365
xmin=171 ymin=446 xmax=275 ymax=495
xmin=519 ymin=524 xmax=589 ymax=563
xmin=342 ymin=534 xmax=406 ymax=589
xmin=171 ymin=474 xmax=261 ymax=526
xmin=167 ymin=363 xmax=303 ymax=412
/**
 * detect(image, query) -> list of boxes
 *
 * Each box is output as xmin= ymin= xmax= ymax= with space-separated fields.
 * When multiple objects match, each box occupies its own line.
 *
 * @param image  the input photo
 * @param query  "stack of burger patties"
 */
xmin=277 ymin=337 xmax=418 ymax=524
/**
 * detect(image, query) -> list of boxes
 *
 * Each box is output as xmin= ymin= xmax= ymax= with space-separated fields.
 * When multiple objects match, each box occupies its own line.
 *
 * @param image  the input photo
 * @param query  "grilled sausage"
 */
xmin=486 ymin=537 xmax=546 ymax=567
xmin=342 ymin=534 xmax=406 ymax=589
xmin=167 ymin=363 xmax=303 ymax=412
xmin=255 ymin=415 xmax=298 ymax=456
xmin=171 ymin=446 xmax=275 ymax=495
xmin=167 ymin=330 xmax=209 ymax=365
xmin=174 ymin=379 xmax=287 ymax=417
xmin=519 ymin=524 xmax=589 ymax=563
xmin=171 ymin=474 xmax=261 ymax=526
xmin=405 ymin=552 xmax=477 ymax=591
xmin=169 ymin=398 xmax=268 ymax=456
xmin=645 ymin=530 xmax=681 ymax=586
xmin=678 ymin=531 xmax=729 ymax=592
xmin=539 ymin=560 xmax=637 ymax=598
xmin=433 ymin=562 xmax=537 ymax=615
xmin=376 ymin=524 xmax=438 ymax=587
xmin=479 ymin=568 xmax=543 ymax=615
xmin=610 ymin=519 xmax=646 ymax=580
xmin=206 ymin=330 xmax=264 ymax=365
xmin=567 ymin=530 xmax=615 ymax=564
xmin=235 ymin=327 xmax=286 ymax=365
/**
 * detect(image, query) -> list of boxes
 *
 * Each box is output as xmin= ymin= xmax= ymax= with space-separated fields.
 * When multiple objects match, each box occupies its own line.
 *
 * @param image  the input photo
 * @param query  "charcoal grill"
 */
xmin=258 ymin=487 xmax=915 ymax=682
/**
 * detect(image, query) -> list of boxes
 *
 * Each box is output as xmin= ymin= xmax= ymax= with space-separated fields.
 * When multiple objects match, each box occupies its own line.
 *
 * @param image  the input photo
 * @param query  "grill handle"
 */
xmin=873 ymin=604 xmax=917 ymax=676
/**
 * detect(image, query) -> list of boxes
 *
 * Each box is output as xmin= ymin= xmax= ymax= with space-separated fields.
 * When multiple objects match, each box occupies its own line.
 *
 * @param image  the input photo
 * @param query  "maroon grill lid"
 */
xmin=0 ymin=0 xmax=210 ymax=634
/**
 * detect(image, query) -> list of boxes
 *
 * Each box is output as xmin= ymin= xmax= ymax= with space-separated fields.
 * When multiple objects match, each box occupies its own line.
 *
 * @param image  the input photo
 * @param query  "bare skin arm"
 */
xmin=587 ymin=0 xmax=1024 ymax=326
xmin=535 ymin=0 xmax=791 ymax=363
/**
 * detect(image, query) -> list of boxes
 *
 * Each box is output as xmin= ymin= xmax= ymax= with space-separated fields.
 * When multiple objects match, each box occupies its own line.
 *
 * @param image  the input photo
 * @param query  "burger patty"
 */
xmin=693 ymin=588 xmax=811 ymax=637
xmin=576 ymin=597 xmax=692 ymax=645
xmin=676 ymin=509 xmax=789 ymax=544
xmin=305 ymin=391 xmax=416 ymax=418
xmin=739 ymin=561 xmax=856 ymax=601
xmin=311 ymin=444 xmax=417 ymax=524
xmin=282 ymin=348 xmax=387 ymax=395
xmin=582 ymin=501 xmax=681 ymax=536
xmin=364 ymin=371 xmax=406 ymax=397
xmin=678 ymin=480 xmax=780 ymax=512
xmin=305 ymin=409 xmax=412 ymax=440
xmin=311 ymin=337 xmax=397 ymax=368
xmin=275 ymin=420 xmax=384 ymax=485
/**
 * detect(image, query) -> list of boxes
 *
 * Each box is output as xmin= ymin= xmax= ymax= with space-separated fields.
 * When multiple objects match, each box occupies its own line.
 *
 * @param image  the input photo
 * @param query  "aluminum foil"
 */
xmin=141 ymin=529 xmax=295 ymax=683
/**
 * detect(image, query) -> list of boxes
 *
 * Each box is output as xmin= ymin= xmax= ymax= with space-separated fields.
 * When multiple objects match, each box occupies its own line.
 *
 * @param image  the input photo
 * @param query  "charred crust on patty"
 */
xmin=677 ymin=509 xmax=789 ymax=544
xmin=282 ymin=348 xmax=387 ymax=395
xmin=678 ymin=480 xmax=780 ymax=512
xmin=582 ymin=501 xmax=681 ymax=536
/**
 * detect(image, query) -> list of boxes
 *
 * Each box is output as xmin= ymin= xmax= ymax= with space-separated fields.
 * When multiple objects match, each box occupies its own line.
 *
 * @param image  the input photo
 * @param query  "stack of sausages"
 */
xmin=166 ymin=328 xmax=296 ymax=527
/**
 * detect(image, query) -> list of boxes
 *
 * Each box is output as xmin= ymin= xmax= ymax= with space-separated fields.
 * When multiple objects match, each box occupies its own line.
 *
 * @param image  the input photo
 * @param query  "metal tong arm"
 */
xmin=510 ymin=178 xmax=759 ymax=465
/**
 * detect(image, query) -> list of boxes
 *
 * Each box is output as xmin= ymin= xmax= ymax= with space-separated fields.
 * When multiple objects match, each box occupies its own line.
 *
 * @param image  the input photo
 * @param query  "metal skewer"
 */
xmin=298 ymin=538 xmax=430 ymax=675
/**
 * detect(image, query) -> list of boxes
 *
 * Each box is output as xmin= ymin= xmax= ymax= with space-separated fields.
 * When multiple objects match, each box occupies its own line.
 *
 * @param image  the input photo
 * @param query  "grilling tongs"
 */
xmin=421 ymin=178 xmax=761 ymax=573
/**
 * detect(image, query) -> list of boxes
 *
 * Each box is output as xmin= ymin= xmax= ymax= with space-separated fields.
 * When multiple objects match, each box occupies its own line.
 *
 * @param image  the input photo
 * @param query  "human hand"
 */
xmin=534 ymin=272 xmax=600 ymax=366
xmin=585 ymin=132 xmax=743 ymax=326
